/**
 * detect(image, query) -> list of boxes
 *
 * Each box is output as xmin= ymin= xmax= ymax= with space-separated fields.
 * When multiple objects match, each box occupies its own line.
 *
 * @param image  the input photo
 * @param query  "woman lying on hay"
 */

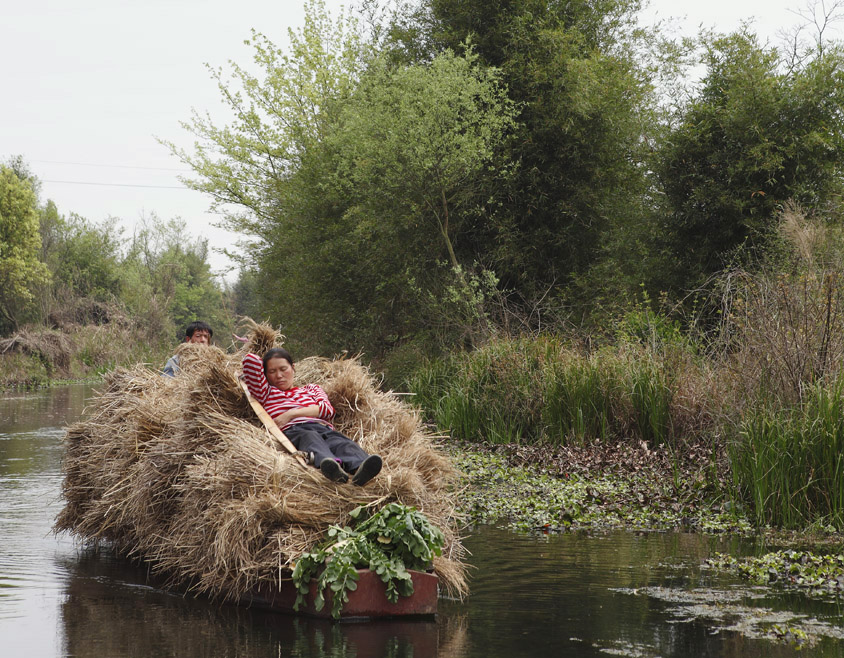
xmin=241 ymin=344 xmax=383 ymax=486
xmin=54 ymin=319 xmax=468 ymax=606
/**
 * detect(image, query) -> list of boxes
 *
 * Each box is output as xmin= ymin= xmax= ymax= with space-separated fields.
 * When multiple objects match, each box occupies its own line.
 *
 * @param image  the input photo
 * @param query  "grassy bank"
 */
xmin=410 ymin=332 xmax=715 ymax=447
xmin=406 ymin=209 xmax=844 ymax=532
xmin=0 ymin=320 xmax=173 ymax=390
xmin=731 ymin=380 xmax=844 ymax=530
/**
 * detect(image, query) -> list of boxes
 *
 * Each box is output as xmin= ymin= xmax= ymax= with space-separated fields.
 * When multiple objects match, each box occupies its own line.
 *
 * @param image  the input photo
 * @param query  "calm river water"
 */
xmin=2 ymin=384 xmax=844 ymax=657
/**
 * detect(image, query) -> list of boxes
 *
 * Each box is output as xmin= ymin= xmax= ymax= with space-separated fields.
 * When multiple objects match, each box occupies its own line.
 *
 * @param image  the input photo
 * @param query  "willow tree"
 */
xmin=165 ymin=0 xmax=368 ymax=245
xmin=170 ymin=0 xmax=517 ymax=357
xmin=164 ymin=0 xmax=367 ymax=351
xmin=317 ymin=48 xmax=516 ymax=351
xmin=333 ymin=49 xmax=516 ymax=275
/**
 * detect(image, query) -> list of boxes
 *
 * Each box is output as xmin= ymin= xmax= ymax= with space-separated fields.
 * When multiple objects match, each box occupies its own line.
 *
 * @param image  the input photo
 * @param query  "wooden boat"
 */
xmin=244 ymin=568 xmax=438 ymax=620
xmin=239 ymin=386 xmax=441 ymax=620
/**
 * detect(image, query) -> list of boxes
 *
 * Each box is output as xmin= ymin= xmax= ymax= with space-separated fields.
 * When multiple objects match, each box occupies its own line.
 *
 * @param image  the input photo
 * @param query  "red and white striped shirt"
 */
xmin=241 ymin=352 xmax=335 ymax=431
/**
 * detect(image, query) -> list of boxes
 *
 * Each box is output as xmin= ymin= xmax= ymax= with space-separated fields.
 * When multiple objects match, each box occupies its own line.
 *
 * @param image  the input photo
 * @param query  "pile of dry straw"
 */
xmin=55 ymin=322 xmax=467 ymax=602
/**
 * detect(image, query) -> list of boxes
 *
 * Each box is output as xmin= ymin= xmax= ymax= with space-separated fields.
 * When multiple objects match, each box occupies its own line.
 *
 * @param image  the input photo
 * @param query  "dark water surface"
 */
xmin=2 ymin=384 xmax=844 ymax=657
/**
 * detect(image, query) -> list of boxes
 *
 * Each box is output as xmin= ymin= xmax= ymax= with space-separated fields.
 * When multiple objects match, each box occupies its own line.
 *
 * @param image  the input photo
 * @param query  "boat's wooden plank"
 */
xmin=246 ymin=569 xmax=438 ymax=620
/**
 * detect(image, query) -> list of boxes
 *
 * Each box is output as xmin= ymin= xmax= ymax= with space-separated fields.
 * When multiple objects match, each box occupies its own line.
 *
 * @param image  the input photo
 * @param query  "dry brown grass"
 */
xmin=0 ymin=327 xmax=74 ymax=374
xmin=717 ymin=204 xmax=844 ymax=406
xmin=55 ymin=321 xmax=467 ymax=603
xmin=47 ymin=298 xmax=130 ymax=331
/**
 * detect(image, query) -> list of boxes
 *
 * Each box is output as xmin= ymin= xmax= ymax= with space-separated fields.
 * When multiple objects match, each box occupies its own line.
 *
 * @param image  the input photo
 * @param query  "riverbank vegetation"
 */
xmin=449 ymin=440 xmax=751 ymax=534
xmin=707 ymin=550 xmax=844 ymax=599
xmin=414 ymin=212 xmax=844 ymax=530
xmin=6 ymin=0 xmax=844 ymax=534
xmin=0 ymin=158 xmax=235 ymax=388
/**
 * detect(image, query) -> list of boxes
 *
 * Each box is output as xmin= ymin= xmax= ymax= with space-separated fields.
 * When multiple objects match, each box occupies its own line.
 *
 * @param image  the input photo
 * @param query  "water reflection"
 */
xmin=54 ymin=534 xmax=844 ymax=658
xmin=0 ymin=384 xmax=93 ymax=433
xmin=449 ymin=527 xmax=844 ymax=657
xmin=0 ymin=383 xmax=93 ymax=477
xmin=60 ymin=549 xmax=443 ymax=658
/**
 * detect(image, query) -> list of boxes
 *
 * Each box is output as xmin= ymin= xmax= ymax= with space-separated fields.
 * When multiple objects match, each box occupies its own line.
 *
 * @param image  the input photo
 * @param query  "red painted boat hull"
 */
xmin=246 ymin=569 xmax=438 ymax=620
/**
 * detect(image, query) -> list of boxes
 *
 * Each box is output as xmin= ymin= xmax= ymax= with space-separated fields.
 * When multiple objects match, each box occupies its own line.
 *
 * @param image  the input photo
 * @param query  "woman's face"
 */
xmin=265 ymin=356 xmax=295 ymax=390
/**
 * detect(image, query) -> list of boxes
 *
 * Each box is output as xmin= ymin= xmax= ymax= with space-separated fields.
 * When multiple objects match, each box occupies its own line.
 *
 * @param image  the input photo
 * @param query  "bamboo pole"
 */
xmin=240 ymin=380 xmax=308 ymax=468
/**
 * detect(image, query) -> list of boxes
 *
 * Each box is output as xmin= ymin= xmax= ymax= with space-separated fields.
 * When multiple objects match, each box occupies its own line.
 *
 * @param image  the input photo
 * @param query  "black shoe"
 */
xmin=352 ymin=455 xmax=382 ymax=486
xmin=320 ymin=458 xmax=349 ymax=483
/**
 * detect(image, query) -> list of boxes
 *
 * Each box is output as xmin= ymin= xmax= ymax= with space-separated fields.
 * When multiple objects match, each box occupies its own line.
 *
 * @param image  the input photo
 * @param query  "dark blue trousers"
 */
xmin=283 ymin=421 xmax=370 ymax=472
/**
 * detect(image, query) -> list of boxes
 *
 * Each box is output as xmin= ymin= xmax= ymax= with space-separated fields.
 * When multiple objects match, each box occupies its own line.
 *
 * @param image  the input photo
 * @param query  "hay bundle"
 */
xmin=55 ymin=326 xmax=467 ymax=603
xmin=0 ymin=327 xmax=73 ymax=373
xmin=48 ymin=298 xmax=128 ymax=330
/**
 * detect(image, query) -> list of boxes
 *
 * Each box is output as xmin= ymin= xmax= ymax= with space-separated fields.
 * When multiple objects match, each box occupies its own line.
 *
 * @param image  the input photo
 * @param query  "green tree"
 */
xmin=171 ymin=1 xmax=517 ymax=357
xmin=310 ymin=48 xmax=516 ymax=351
xmin=40 ymin=209 xmax=123 ymax=302
xmin=658 ymin=31 xmax=844 ymax=289
xmin=420 ymin=0 xmax=658 ymax=307
xmin=334 ymin=49 xmax=516 ymax=274
xmin=122 ymin=217 xmax=231 ymax=342
xmin=230 ymin=268 xmax=262 ymax=319
xmin=0 ymin=165 xmax=50 ymax=333
xmin=165 ymin=0 xmax=366 ymax=352
xmin=166 ymin=0 xmax=366 ymax=228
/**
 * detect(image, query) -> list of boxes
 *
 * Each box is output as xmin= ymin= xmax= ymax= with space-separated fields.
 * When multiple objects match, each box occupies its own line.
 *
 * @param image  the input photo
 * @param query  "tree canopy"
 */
xmin=658 ymin=31 xmax=844 ymax=289
xmin=0 ymin=165 xmax=50 ymax=332
xmin=172 ymin=3 xmax=518 ymax=356
xmin=170 ymin=0 xmax=844 ymax=361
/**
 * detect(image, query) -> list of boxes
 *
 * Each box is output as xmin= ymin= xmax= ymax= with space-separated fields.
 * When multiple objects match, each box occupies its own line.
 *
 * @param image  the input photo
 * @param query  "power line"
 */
xmin=32 ymin=158 xmax=190 ymax=172
xmin=42 ymin=179 xmax=190 ymax=190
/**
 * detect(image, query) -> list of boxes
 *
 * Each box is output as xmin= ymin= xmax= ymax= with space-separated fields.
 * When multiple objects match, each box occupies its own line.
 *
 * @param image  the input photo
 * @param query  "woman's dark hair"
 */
xmin=263 ymin=347 xmax=294 ymax=375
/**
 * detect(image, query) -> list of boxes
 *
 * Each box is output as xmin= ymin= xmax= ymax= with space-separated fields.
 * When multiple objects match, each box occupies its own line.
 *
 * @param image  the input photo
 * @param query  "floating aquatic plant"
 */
xmin=451 ymin=445 xmax=751 ymax=534
xmin=706 ymin=550 xmax=844 ymax=597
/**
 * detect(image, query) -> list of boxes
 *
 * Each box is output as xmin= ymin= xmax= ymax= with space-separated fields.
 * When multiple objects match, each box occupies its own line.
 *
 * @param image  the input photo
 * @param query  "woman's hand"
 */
xmin=274 ymin=405 xmax=321 ymax=428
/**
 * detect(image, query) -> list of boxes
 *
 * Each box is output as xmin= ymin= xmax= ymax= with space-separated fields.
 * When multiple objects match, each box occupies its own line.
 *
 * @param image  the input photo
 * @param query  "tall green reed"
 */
xmin=731 ymin=378 xmax=844 ymax=528
xmin=542 ymin=356 xmax=613 ymax=444
xmin=409 ymin=335 xmax=682 ymax=447
xmin=409 ymin=337 xmax=547 ymax=443
xmin=629 ymin=357 xmax=673 ymax=447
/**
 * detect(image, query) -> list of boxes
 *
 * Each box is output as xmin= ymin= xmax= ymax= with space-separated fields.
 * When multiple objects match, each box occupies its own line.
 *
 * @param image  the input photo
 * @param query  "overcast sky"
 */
xmin=2 ymin=0 xmax=838 ymax=278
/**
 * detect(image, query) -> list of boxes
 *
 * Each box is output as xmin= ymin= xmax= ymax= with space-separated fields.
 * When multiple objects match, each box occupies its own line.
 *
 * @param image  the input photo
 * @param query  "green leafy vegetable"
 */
xmin=291 ymin=503 xmax=445 ymax=619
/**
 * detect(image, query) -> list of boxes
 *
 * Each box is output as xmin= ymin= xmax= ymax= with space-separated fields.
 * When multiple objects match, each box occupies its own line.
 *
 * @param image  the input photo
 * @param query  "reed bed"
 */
xmin=410 ymin=335 xmax=715 ymax=448
xmin=0 ymin=328 xmax=74 ymax=375
xmin=731 ymin=379 xmax=844 ymax=529
xmin=55 ymin=322 xmax=467 ymax=603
